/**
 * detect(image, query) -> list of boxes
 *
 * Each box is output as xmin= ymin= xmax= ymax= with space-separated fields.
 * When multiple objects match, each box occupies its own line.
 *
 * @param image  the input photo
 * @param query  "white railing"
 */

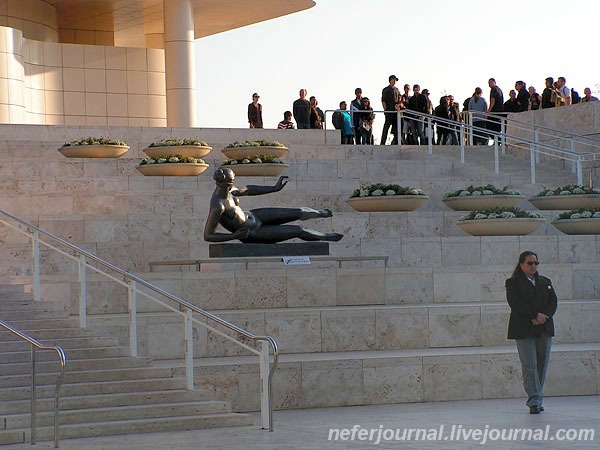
xmin=324 ymin=109 xmax=599 ymax=185
xmin=0 ymin=210 xmax=279 ymax=431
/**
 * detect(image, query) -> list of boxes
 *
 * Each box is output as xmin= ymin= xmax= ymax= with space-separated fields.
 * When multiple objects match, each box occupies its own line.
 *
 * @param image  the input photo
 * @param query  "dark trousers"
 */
xmin=380 ymin=111 xmax=398 ymax=145
xmin=341 ymin=133 xmax=354 ymax=145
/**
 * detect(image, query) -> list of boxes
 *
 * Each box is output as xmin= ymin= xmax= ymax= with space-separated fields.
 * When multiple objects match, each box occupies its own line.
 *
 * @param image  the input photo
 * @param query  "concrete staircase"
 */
xmin=0 ymin=124 xmax=598 ymax=443
xmin=0 ymin=285 xmax=252 ymax=445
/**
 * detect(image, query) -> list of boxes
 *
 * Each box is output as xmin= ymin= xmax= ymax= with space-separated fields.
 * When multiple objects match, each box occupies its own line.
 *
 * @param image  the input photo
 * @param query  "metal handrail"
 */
xmin=0 ymin=319 xmax=66 ymax=448
xmin=0 ymin=209 xmax=279 ymax=431
xmin=323 ymin=108 xmax=597 ymax=184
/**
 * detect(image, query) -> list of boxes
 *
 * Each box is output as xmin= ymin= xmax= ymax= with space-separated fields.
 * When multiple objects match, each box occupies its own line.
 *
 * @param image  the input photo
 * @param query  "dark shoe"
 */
xmin=529 ymin=406 xmax=542 ymax=414
xmin=539 ymin=406 xmax=544 ymax=412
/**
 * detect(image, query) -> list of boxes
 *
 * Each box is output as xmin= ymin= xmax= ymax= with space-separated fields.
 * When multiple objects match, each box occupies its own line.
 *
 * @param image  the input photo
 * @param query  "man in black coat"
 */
xmin=505 ymin=251 xmax=557 ymax=415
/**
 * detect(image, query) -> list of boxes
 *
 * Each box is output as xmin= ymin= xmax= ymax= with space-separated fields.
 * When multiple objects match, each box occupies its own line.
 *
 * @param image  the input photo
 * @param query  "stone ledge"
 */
xmin=208 ymin=242 xmax=329 ymax=257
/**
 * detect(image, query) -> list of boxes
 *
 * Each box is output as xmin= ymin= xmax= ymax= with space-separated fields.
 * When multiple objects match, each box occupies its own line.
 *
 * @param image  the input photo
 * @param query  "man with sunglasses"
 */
xmin=505 ymin=251 xmax=557 ymax=415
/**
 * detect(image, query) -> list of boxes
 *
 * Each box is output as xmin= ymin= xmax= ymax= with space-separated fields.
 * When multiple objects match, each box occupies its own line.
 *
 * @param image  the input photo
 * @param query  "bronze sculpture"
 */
xmin=204 ymin=168 xmax=343 ymax=243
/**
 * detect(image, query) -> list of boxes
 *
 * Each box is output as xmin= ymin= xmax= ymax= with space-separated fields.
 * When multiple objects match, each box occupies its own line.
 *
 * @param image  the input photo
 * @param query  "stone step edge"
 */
xmin=178 ymin=342 xmax=600 ymax=367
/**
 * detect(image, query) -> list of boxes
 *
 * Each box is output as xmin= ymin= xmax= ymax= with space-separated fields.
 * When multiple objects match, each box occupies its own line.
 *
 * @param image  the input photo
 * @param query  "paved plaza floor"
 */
xmin=7 ymin=395 xmax=599 ymax=450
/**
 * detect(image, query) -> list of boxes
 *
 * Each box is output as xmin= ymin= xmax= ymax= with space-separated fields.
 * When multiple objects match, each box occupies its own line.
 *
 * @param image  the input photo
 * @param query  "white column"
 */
xmin=163 ymin=0 xmax=196 ymax=127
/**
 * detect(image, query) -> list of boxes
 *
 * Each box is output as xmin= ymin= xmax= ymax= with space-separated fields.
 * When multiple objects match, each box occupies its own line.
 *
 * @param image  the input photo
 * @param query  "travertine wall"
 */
xmin=0 ymin=26 xmax=166 ymax=126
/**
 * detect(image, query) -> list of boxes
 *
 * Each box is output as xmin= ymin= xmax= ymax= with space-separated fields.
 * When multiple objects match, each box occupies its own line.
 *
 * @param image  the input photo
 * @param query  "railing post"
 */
xmin=32 ymin=231 xmax=41 ymax=302
xmin=128 ymin=280 xmax=138 ymax=357
xmin=530 ymin=146 xmax=536 ymax=184
xmin=427 ymin=117 xmax=433 ymax=154
xmin=459 ymin=124 xmax=465 ymax=156
xmin=577 ymin=158 xmax=583 ymax=185
xmin=31 ymin=346 xmax=37 ymax=445
xmin=396 ymin=111 xmax=402 ymax=147
xmin=500 ymin=118 xmax=506 ymax=154
xmin=534 ymin=130 xmax=540 ymax=164
xmin=494 ymin=138 xmax=500 ymax=174
xmin=78 ymin=255 xmax=87 ymax=328
xmin=259 ymin=340 xmax=270 ymax=430
xmin=184 ymin=308 xmax=194 ymax=390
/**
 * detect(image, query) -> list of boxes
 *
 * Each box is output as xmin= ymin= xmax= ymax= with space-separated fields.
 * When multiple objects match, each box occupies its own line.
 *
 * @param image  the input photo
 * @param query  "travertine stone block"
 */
xmin=375 ymin=307 xmax=428 ymax=349
xmin=286 ymin=269 xmax=336 ymax=308
xmin=423 ymin=354 xmax=481 ymax=401
xmin=233 ymin=269 xmax=287 ymax=309
xmin=401 ymin=238 xmax=441 ymax=267
xmin=363 ymin=356 xmax=424 ymax=403
xmin=321 ymin=308 xmax=376 ymax=351
xmin=433 ymin=271 xmax=481 ymax=303
xmin=558 ymin=236 xmax=598 ymax=263
xmin=385 ymin=268 xmax=433 ymax=304
xmin=553 ymin=301 xmax=584 ymax=343
xmin=336 ymin=268 xmax=385 ymax=305
xmin=206 ymin=310 xmax=265 ymax=357
xmin=265 ymin=310 xmax=322 ymax=353
xmin=545 ymin=351 xmax=598 ymax=396
xmin=428 ymin=305 xmax=482 ymax=347
xmin=300 ymin=359 xmax=364 ymax=408
xmin=481 ymin=304 xmax=511 ymax=346
xmin=481 ymin=237 xmax=520 ymax=265
xmin=441 ymin=237 xmax=481 ymax=266
xmin=481 ymin=353 xmax=523 ymax=398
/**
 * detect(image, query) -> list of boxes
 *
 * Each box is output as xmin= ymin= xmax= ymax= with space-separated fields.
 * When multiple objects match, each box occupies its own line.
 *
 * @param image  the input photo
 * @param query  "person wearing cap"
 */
xmin=380 ymin=75 xmax=401 ymax=145
xmin=468 ymin=87 xmax=488 ymax=145
xmin=248 ymin=93 xmax=263 ymax=128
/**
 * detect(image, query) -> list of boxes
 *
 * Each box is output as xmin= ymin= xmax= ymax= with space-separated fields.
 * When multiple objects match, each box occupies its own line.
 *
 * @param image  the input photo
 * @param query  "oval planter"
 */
xmin=443 ymin=195 xmax=525 ymax=211
xmin=143 ymin=145 xmax=212 ymax=159
xmin=551 ymin=218 xmax=600 ymax=235
xmin=58 ymin=144 xmax=129 ymax=158
xmin=346 ymin=195 xmax=429 ymax=212
xmin=220 ymin=163 xmax=289 ymax=177
xmin=458 ymin=218 xmax=546 ymax=236
xmin=528 ymin=194 xmax=600 ymax=210
xmin=222 ymin=146 xmax=288 ymax=159
xmin=136 ymin=163 xmax=209 ymax=177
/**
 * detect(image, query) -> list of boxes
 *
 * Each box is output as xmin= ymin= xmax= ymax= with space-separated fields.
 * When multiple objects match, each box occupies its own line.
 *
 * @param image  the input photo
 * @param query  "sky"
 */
xmin=194 ymin=0 xmax=598 ymax=141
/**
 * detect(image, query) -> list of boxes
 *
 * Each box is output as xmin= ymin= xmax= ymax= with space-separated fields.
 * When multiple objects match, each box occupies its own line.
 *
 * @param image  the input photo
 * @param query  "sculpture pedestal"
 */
xmin=209 ymin=242 xmax=329 ymax=257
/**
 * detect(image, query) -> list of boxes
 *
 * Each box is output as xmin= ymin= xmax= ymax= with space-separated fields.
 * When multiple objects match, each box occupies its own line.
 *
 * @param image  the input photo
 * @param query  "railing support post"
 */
xmin=78 ymin=255 xmax=87 ymax=328
xmin=260 ymin=340 xmax=271 ymax=430
xmin=184 ymin=308 xmax=194 ymax=390
xmin=494 ymin=138 xmax=500 ymax=174
xmin=530 ymin=146 xmax=536 ymax=184
xmin=577 ymin=158 xmax=583 ymax=186
xmin=396 ymin=112 xmax=402 ymax=147
xmin=128 ymin=280 xmax=138 ymax=357
xmin=427 ymin=117 xmax=433 ymax=154
xmin=459 ymin=124 xmax=465 ymax=156
xmin=31 ymin=346 xmax=37 ymax=445
xmin=32 ymin=231 xmax=41 ymax=302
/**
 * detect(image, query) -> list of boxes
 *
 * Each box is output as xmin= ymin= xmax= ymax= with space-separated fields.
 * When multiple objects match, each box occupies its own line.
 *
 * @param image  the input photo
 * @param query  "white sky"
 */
xmin=195 ymin=0 xmax=598 ymax=136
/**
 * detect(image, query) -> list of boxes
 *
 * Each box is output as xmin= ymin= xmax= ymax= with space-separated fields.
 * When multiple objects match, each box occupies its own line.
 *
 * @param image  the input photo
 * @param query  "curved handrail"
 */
xmin=0 ymin=209 xmax=279 ymax=431
xmin=0 ymin=319 xmax=66 ymax=448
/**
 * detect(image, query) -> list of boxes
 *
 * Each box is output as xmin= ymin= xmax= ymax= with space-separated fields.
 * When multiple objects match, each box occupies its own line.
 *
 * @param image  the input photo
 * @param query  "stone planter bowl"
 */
xmin=458 ymin=218 xmax=546 ymax=236
xmin=443 ymin=194 xmax=525 ymax=211
xmin=58 ymin=144 xmax=129 ymax=158
xmin=346 ymin=195 xmax=429 ymax=212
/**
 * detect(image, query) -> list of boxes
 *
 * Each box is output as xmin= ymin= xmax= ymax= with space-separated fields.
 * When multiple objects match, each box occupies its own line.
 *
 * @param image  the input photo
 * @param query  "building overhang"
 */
xmin=50 ymin=0 xmax=315 ymax=47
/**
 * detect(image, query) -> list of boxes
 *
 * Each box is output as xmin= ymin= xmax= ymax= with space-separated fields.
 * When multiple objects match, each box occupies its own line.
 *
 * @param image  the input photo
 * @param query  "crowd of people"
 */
xmin=247 ymin=76 xmax=598 ymax=145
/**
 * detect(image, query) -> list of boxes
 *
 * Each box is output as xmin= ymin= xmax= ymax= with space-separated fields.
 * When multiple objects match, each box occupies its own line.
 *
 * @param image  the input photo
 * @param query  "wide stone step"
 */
xmin=1 ymin=355 xmax=153 ymax=376
xmin=204 ymin=300 xmax=600 ymax=356
xmin=0 ymin=308 xmax=70 ymax=321
xmin=0 ymin=335 xmax=120 ymax=352
xmin=0 ymin=345 xmax=131 ymax=364
xmin=0 ymin=327 xmax=101 ymax=341
xmin=0 ymin=365 xmax=181 ymax=388
xmin=191 ymin=343 xmax=600 ymax=411
xmin=0 ymin=388 xmax=213 ymax=415
xmin=0 ymin=377 xmax=185 ymax=401
xmin=3 ymin=400 xmax=233 ymax=429
xmin=0 ymin=317 xmax=82 ymax=330
xmin=12 ymin=412 xmax=253 ymax=443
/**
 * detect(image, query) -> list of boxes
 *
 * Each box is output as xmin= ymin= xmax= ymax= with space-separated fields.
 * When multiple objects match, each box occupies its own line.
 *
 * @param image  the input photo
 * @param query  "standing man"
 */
xmin=556 ymin=77 xmax=571 ymax=106
xmin=293 ymin=89 xmax=311 ymax=129
xmin=407 ymin=84 xmax=427 ymax=145
xmin=380 ymin=75 xmax=401 ymax=145
xmin=486 ymin=78 xmax=504 ymax=137
xmin=541 ymin=77 xmax=555 ymax=109
xmin=350 ymin=88 xmax=363 ymax=144
xmin=515 ymin=81 xmax=530 ymax=112
xmin=505 ymin=251 xmax=557 ymax=415
xmin=247 ymin=93 xmax=263 ymax=128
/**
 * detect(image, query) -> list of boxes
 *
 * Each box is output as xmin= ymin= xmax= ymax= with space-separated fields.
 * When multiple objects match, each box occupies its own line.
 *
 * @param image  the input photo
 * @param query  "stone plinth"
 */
xmin=209 ymin=242 xmax=329 ymax=257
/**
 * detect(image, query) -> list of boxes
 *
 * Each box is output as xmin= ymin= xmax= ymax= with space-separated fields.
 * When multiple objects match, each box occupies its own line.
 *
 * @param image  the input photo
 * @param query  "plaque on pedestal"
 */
xmin=209 ymin=242 xmax=329 ymax=258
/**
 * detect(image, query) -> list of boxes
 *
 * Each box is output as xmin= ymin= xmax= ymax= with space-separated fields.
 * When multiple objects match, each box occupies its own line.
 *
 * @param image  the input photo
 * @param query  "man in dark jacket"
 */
xmin=293 ymin=89 xmax=311 ymax=129
xmin=406 ymin=84 xmax=428 ymax=145
xmin=380 ymin=75 xmax=401 ymax=145
xmin=515 ymin=81 xmax=530 ymax=112
xmin=505 ymin=251 xmax=557 ymax=415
